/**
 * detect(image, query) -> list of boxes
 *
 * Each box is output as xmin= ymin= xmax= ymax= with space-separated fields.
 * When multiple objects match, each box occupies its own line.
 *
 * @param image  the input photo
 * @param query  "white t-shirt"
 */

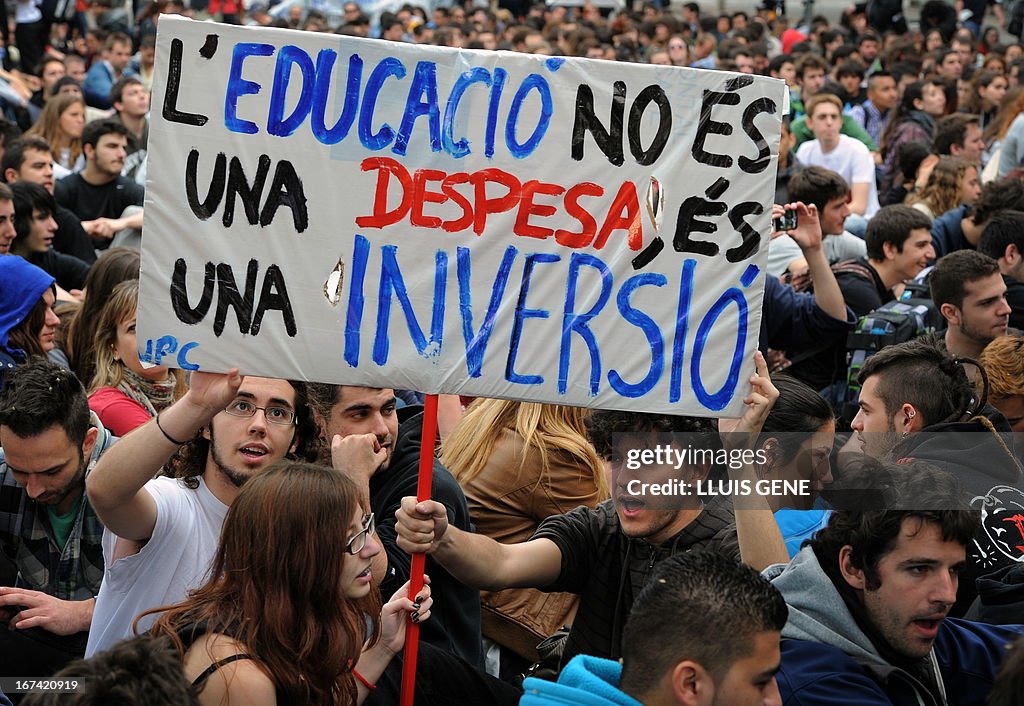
xmin=766 ymin=231 xmax=868 ymax=277
xmin=85 ymin=476 xmax=228 ymax=656
xmin=796 ymin=135 xmax=880 ymax=218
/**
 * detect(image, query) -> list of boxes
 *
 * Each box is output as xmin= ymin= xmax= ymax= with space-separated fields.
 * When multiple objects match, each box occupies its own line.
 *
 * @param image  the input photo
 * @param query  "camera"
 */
xmin=773 ymin=209 xmax=798 ymax=232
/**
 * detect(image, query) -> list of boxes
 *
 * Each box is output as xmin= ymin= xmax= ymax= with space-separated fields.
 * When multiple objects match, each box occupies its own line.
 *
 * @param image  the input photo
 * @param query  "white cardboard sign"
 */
xmin=138 ymin=16 xmax=785 ymax=416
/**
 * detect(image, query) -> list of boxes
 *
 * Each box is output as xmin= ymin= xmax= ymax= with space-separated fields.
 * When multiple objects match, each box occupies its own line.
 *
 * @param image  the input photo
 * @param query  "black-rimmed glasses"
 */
xmin=345 ymin=513 xmax=376 ymax=555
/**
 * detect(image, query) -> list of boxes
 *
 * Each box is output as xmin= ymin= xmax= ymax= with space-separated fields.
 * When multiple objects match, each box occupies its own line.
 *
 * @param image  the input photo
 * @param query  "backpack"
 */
xmin=836 ymin=282 xmax=943 ymax=421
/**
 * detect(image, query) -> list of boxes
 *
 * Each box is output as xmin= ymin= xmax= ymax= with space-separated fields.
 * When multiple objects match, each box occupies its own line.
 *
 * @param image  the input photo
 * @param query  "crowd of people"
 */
xmin=2 ymin=0 xmax=1024 ymax=704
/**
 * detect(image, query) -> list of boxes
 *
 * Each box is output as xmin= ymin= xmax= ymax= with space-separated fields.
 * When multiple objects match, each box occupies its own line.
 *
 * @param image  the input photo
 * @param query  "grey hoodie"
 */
xmin=768 ymin=547 xmax=948 ymax=706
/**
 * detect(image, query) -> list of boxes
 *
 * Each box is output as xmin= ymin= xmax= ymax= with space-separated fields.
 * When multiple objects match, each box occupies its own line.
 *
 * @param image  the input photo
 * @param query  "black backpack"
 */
xmin=837 ymin=281 xmax=943 ymax=421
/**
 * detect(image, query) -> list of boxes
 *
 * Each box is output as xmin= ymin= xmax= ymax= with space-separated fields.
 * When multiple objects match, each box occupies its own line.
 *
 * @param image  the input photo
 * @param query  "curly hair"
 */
xmin=811 ymin=460 xmax=978 ymax=590
xmin=979 ymin=336 xmax=1024 ymax=398
xmin=905 ymin=155 xmax=974 ymax=217
xmin=971 ymin=176 xmax=1024 ymax=226
xmin=585 ymin=410 xmax=720 ymax=463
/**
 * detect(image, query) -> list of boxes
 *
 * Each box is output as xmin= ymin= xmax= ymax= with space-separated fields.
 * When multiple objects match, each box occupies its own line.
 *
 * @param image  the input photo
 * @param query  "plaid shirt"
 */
xmin=0 ymin=415 xmax=112 ymax=600
xmin=848 ymin=100 xmax=890 ymax=148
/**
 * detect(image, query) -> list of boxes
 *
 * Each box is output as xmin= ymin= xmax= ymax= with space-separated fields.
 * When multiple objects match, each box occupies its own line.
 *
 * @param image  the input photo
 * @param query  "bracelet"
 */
xmin=155 ymin=412 xmax=188 ymax=446
xmin=352 ymin=668 xmax=375 ymax=691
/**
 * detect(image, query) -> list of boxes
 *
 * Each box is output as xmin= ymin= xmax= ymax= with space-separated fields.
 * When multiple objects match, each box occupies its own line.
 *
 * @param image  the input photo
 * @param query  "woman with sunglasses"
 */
xmin=146 ymin=461 xmax=431 ymax=705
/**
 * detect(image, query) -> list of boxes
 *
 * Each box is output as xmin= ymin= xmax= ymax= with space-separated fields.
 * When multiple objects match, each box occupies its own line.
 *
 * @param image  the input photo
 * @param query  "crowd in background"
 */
xmin=2 ymin=0 xmax=1024 ymax=705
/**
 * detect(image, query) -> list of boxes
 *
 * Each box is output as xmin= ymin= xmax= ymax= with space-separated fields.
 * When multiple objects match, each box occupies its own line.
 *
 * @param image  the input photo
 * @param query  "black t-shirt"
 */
xmin=54 ymin=173 xmax=144 ymax=250
xmin=52 ymin=206 xmax=97 ymax=265
xmin=29 ymin=249 xmax=89 ymax=291
xmin=533 ymin=497 xmax=739 ymax=668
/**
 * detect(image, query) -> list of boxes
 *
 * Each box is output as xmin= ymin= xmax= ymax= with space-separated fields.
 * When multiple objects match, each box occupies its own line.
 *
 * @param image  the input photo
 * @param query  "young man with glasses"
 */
xmin=84 ymin=371 xmax=318 ymax=656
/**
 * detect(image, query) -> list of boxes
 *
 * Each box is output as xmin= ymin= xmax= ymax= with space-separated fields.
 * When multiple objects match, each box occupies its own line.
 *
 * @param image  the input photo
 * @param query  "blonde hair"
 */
xmin=979 ymin=336 xmax=1024 ymax=398
xmin=441 ymin=399 xmax=608 ymax=498
xmin=89 ymin=280 xmax=187 ymax=398
xmin=26 ymin=93 xmax=85 ymax=168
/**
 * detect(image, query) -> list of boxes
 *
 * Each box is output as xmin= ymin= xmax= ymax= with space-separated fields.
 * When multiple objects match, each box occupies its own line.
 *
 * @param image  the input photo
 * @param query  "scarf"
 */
xmin=116 ymin=367 xmax=175 ymax=417
xmin=906 ymin=110 xmax=936 ymax=136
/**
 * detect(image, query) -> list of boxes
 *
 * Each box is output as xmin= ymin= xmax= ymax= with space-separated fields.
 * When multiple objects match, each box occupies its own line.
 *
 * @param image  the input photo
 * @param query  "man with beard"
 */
xmin=84 ymin=370 xmax=317 ymax=656
xmin=771 ymin=465 xmax=1022 ymax=705
xmin=522 ymin=551 xmax=788 ymax=706
xmin=304 ymin=384 xmax=482 ymax=667
xmin=0 ymin=359 xmax=115 ymax=680
xmin=848 ymin=338 xmax=1022 ymax=615
xmin=54 ymin=120 xmax=144 ymax=251
xmin=930 ymin=250 xmax=1012 ymax=360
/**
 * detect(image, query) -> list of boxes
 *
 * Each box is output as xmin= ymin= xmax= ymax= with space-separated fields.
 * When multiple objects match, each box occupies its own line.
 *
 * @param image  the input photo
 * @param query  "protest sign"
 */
xmin=138 ymin=16 xmax=787 ymax=416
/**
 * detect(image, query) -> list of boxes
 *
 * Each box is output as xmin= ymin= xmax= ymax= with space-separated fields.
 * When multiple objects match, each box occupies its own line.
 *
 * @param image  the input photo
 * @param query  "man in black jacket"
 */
xmin=305 ymin=383 xmax=482 ymax=668
xmin=848 ymin=337 xmax=1023 ymax=615
xmin=978 ymin=209 xmax=1024 ymax=330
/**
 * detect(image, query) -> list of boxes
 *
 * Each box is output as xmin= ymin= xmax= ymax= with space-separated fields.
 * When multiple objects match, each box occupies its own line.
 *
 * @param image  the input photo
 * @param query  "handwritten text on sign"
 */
xmin=138 ymin=17 xmax=786 ymax=416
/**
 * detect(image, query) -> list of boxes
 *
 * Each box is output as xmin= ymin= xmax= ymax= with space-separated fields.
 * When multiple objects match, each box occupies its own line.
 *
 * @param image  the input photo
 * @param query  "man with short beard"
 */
xmin=848 ymin=338 xmax=1021 ymax=615
xmin=396 ymin=378 xmax=790 ymax=673
xmin=0 ymin=359 xmax=115 ymax=680
xmin=84 ymin=370 xmax=317 ymax=656
xmin=771 ymin=464 xmax=1022 ymax=705
xmin=54 ymin=119 xmax=144 ymax=251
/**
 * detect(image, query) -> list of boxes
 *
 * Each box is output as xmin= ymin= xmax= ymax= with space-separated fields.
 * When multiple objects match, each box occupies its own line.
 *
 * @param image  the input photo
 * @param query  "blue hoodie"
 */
xmin=930 ymin=204 xmax=972 ymax=260
xmin=0 ymin=256 xmax=55 ymax=383
xmin=520 ymin=655 xmax=642 ymax=706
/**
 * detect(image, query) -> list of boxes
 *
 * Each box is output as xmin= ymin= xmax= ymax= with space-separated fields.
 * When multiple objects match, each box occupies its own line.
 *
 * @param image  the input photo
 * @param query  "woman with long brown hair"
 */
xmin=64 ymin=247 xmax=140 ymax=386
xmin=26 ymin=93 xmax=87 ymax=172
xmin=906 ymin=155 xmax=982 ymax=219
xmin=879 ymin=79 xmax=947 ymax=198
xmin=146 ymin=462 xmax=431 ymax=705
xmin=441 ymin=399 xmax=607 ymax=677
xmin=88 ymin=280 xmax=187 ymax=436
xmin=961 ymin=69 xmax=1008 ymax=132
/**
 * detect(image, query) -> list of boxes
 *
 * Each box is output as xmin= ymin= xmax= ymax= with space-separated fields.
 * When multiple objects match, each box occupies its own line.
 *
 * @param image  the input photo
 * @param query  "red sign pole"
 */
xmin=400 ymin=393 xmax=438 ymax=706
